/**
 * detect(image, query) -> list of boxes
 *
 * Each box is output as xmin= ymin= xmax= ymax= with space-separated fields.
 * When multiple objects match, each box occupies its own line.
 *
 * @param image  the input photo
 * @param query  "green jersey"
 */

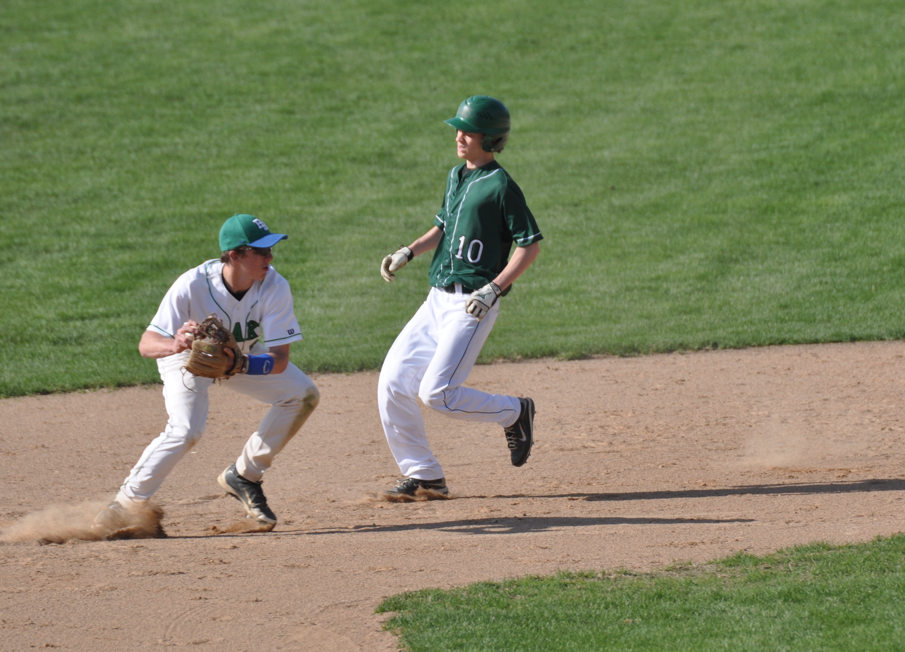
xmin=428 ymin=161 xmax=543 ymax=292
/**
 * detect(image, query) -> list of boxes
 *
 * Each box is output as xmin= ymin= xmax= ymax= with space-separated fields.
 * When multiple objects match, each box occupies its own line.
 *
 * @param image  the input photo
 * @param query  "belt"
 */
xmin=438 ymin=283 xmax=475 ymax=294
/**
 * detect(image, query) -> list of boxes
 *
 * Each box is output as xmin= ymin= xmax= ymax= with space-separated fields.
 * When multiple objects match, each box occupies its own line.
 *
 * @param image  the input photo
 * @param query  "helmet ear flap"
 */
xmin=481 ymin=133 xmax=509 ymax=153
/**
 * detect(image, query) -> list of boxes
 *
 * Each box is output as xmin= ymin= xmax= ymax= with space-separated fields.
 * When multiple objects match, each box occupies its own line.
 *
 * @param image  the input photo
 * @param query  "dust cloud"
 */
xmin=0 ymin=501 xmax=166 ymax=544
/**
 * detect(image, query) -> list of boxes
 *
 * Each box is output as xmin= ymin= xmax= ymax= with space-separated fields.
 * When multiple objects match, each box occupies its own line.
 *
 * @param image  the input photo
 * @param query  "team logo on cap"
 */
xmin=253 ymin=218 xmax=269 ymax=231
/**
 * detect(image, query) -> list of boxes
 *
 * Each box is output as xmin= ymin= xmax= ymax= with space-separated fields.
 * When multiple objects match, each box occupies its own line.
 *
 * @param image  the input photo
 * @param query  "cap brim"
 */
xmin=444 ymin=117 xmax=508 ymax=135
xmin=445 ymin=117 xmax=477 ymax=132
xmin=249 ymin=233 xmax=288 ymax=248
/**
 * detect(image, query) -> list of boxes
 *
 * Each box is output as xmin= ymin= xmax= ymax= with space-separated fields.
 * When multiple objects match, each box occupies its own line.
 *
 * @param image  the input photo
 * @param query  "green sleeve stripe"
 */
xmin=147 ymin=324 xmax=174 ymax=338
xmin=264 ymin=334 xmax=303 ymax=344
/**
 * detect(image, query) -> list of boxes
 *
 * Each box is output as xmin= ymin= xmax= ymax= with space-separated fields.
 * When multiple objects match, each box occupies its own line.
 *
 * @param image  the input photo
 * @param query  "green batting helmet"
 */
xmin=444 ymin=95 xmax=511 ymax=152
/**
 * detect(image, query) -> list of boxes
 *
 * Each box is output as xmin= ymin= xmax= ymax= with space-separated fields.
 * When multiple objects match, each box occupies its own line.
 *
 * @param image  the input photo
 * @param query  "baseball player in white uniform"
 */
xmin=96 ymin=213 xmax=319 ymax=529
xmin=378 ymin=96 xmax=543 ymax=499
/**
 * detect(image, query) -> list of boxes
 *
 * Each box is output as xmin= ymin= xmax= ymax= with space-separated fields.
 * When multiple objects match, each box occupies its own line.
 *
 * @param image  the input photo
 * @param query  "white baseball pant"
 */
xmin=378 ymin=285 xmax=521 ymax=481
xmin=116 ymin=347 xmax=319 ymax=506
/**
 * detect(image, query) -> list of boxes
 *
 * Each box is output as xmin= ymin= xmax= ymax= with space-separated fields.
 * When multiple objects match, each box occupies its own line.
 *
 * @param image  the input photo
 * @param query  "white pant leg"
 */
xmin=223 ymin=362 xmax=319 ymax=482
xmin=378 ymin=296 xmax=442 ymax=479
xmin=378 ymin=288 xmax=521 ymax=480
xmin=419 ymin=290 xmax=521 ymax=425
xmin=116 ymin=353 xmax=318 ymax=504
xmin=117 ymin=352 xmax=213 ymax=504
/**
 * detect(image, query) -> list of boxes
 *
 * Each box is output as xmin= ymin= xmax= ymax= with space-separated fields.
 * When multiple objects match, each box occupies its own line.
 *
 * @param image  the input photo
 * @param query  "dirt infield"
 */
xmin=2 ymin=342 xmax=904 ymax=651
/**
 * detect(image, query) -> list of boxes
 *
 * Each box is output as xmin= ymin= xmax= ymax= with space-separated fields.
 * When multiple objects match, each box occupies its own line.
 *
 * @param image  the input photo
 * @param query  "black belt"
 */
xmin=438 ymin=283 xmax=475 ymax=294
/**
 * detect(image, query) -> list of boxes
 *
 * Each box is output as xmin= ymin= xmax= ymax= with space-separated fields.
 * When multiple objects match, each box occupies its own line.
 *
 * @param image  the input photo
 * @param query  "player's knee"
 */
xmin=281 ymin=383 xmax=319 ymax=410
xmin=173 ymin=425 xmax=205 ymax=446
xmin=379 ymin=367 xmax=416 ymax=400
xmin=418 ymin=385 xmax=448 ymax=412
xmin=302 ymin=384 xmax=320 ymax=410
xmin=190 ymin=425 xmax=207 ymax=444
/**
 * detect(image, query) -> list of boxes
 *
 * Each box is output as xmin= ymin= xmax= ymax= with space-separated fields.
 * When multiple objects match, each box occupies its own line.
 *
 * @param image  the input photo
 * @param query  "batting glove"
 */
xmin=465 ymin=282 xmax=502 ymax=320
xmin=381 ymin=246 xmax=413 ymax=282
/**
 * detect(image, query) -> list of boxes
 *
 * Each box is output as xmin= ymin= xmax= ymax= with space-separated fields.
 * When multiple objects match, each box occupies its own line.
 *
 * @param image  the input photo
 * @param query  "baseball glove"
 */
xmin=184 ymin=314 xmax=246 ymax=379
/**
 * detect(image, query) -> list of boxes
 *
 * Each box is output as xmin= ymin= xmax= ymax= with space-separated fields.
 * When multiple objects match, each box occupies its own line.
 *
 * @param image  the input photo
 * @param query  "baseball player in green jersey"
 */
xmin=378 ymin=95 xmax=543 ymax=499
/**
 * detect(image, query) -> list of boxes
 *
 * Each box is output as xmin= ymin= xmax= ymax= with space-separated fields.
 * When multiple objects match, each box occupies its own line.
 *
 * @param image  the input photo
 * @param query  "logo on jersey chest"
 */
xmin=232 ymin=320 xmax=260 ymax=344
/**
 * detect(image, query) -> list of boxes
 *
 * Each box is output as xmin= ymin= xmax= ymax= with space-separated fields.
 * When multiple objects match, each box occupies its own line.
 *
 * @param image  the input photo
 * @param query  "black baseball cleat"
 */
xmin=384 ymin=477 xmax=449 ymax=498
xmin=504 ymin=397 xmax=535 ymax=467
xmin=218 ymin=464 xmax=277 ymax=524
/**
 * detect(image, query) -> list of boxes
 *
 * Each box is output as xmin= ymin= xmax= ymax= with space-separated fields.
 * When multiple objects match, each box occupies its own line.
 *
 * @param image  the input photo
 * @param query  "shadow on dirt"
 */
xmin=159 ymin=480 xmax=905 ymax=540
xmin=309 ymin=515 xmax=755 ymax=536
xmin=531 ymin=478 xmax=905 ymax=502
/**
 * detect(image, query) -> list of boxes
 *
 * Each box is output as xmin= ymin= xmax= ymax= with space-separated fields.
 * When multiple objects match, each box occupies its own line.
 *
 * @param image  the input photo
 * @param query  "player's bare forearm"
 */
xmin=493 ymin=242 xmax=540 ymax=291
xmin=262 ymin=344 xmax=291 ymax=375
xmin=407 ymin=226 xmax=444 ymax=258
xmin=138 ymin=324 xmax=198 ymax=359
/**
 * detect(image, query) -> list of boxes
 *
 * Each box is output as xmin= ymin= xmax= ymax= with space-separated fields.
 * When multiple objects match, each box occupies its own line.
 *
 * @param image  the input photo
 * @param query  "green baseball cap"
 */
xmin=219 ymin=213 xmax=288 ymax=252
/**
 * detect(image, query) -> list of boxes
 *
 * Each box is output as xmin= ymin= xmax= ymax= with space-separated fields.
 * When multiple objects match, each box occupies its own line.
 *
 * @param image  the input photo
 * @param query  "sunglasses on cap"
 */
xmin=239 ymin=246 xmax=272 ymax=257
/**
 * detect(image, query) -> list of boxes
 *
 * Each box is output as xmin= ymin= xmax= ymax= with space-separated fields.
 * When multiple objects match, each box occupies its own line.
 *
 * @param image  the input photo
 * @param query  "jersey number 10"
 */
xmin=455 ymin=236 xmax=484 ymax=263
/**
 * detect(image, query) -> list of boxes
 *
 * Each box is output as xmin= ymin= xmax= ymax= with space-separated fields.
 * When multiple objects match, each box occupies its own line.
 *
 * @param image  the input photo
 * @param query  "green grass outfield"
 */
xmin=3 ymin=0 xmax=904 ymax=397
xmin=378 ymin=535 xmax=905 ymax=652
xmin=5 ymin=2 xmax=905 ymax=649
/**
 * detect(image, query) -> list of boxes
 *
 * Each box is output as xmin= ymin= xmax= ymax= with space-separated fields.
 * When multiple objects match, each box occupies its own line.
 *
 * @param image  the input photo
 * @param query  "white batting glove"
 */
xmin=465 ymin=282 xmax=502 ymax=320
xmin=380 ymin=246 xmax=413 ymax=282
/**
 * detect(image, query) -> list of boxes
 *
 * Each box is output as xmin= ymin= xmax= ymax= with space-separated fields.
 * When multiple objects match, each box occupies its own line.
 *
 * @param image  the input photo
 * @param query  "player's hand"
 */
xmin=380 ymin=246 xmax=413 ymax=282
xmin=465 ymin=282 xmax=502 ymax=320
xmin=174 ymin=320 xmax=200 ymax=354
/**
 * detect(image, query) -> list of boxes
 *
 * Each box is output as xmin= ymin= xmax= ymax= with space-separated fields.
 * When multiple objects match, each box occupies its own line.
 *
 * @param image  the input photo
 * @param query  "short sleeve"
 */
xmin=434 ymin=190 xmax=449 ymax=230
xmin=503 ymin=182 xmax=543 ymax=247
xmin=261 ymin=274 xmax=303 ymax=346
xmin=147 ymin=273 xmax=193 ymax=338
xmin=434 ymin=166 xmax=460 ymax=231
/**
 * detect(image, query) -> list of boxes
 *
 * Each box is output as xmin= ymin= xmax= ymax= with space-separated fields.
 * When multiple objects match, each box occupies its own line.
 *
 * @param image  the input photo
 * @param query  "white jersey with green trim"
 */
xmin=147 ymin=260 xmax=302 ymax=354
